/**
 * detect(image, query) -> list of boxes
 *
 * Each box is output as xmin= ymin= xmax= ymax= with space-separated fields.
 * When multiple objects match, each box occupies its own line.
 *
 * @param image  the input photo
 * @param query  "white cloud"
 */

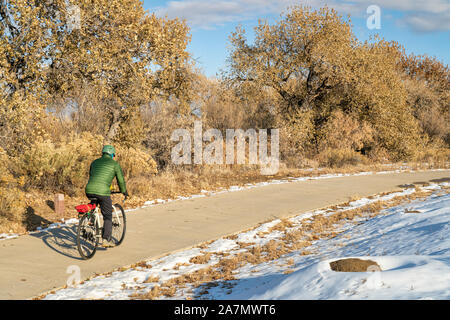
xmin=152 ymin=0 xmax=450 ymax=32
xmin=153 ymin=0 xmax=345 ymax=28
xmin=154 ymin=0 xmax=292 ymax=28
xmin=401 ymin=11 xmax=450 ymax=32
xmin=353 ymin=0 xmax=450 ymax=14
xmin=350 ymin=0 xmax=450 ymax=32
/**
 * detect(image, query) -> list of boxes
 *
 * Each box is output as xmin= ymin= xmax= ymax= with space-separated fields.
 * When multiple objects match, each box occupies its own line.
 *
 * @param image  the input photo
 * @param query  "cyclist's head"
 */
xmin=102 ymin=145 xmax=116 ymax=159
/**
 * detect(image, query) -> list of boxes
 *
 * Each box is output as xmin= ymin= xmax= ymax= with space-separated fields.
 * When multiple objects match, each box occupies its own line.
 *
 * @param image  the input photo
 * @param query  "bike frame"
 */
xmin=88 ymin=204 xmax=122 ymax=240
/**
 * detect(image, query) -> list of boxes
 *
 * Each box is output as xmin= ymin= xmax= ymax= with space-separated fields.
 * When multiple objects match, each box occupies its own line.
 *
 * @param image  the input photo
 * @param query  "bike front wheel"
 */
xmin=111 ymin=203 xmax=126 ymax=246
xmin=76 ymin=213 xmax=99 ymax=260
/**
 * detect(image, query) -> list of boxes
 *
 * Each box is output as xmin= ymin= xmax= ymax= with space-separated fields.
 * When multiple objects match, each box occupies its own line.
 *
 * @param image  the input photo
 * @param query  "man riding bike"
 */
xmin=85 ymin=145 xmax=128 ymax=248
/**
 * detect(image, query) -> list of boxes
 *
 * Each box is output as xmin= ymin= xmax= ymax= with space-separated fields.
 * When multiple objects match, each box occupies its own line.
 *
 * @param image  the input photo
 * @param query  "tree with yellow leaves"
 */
xmin=401 ymin=53 xmax=449 ymax=146
xmin=225 ymin=6 xmax=355 ymax=115
xmin=1 ymin=0 xmax=194 ymax=151
xmin=225 ymin=5 xmax=423 ymax=161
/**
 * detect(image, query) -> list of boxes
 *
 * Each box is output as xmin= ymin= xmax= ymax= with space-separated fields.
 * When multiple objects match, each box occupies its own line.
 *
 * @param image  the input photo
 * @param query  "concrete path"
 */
xmin=0 ymin=170 xmax=448 ymax=299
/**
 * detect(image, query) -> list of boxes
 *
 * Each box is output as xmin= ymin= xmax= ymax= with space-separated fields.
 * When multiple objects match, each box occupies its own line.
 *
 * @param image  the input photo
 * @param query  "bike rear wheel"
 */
xmin=111 ymin=203 xmax=126 ymax=246
xmin=76 ymin=213 xmax=99 ymax=260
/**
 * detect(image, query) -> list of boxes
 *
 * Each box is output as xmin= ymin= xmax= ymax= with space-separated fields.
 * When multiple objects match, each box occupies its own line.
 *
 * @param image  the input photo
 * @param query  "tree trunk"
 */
xmin=106 ymin=108 xmax=121 ymax=142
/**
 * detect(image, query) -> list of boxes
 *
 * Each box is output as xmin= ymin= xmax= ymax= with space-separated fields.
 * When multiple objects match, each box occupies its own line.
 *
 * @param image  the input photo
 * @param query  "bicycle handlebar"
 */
xmin=111 ymin=191 xmax=128 ymax=201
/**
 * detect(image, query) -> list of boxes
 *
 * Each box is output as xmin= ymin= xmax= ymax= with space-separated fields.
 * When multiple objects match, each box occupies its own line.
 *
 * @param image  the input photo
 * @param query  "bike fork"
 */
xmin=112 ymin=207 xmax=121 ymax=226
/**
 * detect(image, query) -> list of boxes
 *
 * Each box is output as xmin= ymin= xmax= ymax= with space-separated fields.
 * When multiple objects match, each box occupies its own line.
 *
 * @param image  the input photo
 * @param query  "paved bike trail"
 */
xmin=0 ymin=170 xmax=448 ymax=299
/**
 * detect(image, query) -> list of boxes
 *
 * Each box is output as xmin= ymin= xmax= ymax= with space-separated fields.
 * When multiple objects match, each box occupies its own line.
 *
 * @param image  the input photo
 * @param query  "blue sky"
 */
xmin=143 ymin=0 xmax=450 ymax=78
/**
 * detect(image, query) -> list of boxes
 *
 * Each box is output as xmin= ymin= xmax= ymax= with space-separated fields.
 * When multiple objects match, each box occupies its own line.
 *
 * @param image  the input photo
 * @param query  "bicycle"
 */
xmin=75 ymin=191 xmax=127 ymax=260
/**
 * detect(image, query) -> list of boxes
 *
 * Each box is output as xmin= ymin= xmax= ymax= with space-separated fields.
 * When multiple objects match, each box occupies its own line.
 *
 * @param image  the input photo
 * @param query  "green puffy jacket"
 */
xmin=85 ymin=154 xmax=127 ymax=196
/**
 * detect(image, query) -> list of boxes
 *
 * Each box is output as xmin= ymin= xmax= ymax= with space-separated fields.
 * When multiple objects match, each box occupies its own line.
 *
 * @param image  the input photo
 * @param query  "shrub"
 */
xmin=17 ymin=132 xmax=158 ymax=196
xmin=279 ymin=109 xmax=316 ymax=167
xmin=17 ymin=132 xmax=104 ymax=195
xmin=413 ymin=146 xmax=450 ymax=166
xmin=318 ymin=110 xmax=374 ymax=153
xmin=370 ymin=104 xmax=423 ymax=161
xmin=317 ymin=148 xmax=367 ymax=168
xmin=141 ymin=101 xmax=196 ymax=169
xmin=404 ymin=78 xmax=449 ymax=146
xmin=115 ymin=145 xmax=158 ymax=181
xmin=0 ymin=148 xmax=27 ymax=233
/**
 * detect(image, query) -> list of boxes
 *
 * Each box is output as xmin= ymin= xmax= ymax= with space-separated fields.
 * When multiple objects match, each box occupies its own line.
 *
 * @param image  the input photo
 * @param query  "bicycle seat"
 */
xmin=88 ymin=197 xmax=100 ymax=205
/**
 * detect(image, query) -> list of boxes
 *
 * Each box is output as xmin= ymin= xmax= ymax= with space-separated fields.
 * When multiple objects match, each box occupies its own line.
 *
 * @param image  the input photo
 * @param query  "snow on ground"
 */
xmin=219 ymin=185 xmax=450 ymax=300
xmin=0 ymin=233 xmax=19 ymax=240
xmin=245 ymin=255 xmax=449 ymax=300
xmin=42 ymin=182 xmax=449 ymax=300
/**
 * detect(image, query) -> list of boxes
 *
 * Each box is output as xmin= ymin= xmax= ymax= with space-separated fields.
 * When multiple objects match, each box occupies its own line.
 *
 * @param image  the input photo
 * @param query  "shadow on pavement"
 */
xmin=30 ymin=225 xmax=85 ymax=260
xmin=430 ymin=177 xmax=450 ymax=183
xmin=25 ymin=206 xmax=53 ymax=231
xmin=397 ymin=176 xmax=449 ymax=189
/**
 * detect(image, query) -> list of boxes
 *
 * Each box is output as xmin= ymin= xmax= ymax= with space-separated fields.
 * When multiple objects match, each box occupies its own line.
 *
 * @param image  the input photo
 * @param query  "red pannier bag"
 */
xmin=75 ymin=203 xmax=96 ymax=213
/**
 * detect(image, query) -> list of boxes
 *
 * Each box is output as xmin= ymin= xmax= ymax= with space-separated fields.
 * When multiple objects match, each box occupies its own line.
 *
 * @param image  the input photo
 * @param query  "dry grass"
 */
xmin=173 ymin=262 xmax=191 ymax=270
xmin=130 ymin=285 xmax=161 ymax=300
xmin=269 ymin=218 xmax=295 ymax=232
xmin=143 ymin=276 xmax=160 ymax=284
xmin=130 ymin=262 xmax=152 ymax=269
xmin=237 ymin=242 xmax=255 ymax=248
xmin=189 ymin=253 xmax=212 ymax=264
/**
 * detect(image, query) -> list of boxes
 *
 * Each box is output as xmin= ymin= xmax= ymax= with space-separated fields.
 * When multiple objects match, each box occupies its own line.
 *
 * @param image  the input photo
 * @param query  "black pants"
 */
xmin=86 ymin=194 xmax=113 ymax=241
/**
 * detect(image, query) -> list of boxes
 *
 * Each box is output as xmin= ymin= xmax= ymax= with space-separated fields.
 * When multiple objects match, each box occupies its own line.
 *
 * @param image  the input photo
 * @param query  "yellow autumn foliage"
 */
xmin=115 ymin=145 xmax=158 ymax=181
xmin=17 ymin=132 xmax=157 ymax=195
xmin=319 ymin=110 xmax=374 ymax=153
xmin=0 ymin=148 xmax=27 ymax=233
xmin=225 ymin=5 xmax=437 ymax=162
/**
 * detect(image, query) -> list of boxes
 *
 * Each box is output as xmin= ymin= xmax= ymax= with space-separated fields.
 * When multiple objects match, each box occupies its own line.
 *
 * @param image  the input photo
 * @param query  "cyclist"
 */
xmin=85 ymin=145 xmax=128 ymax=248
